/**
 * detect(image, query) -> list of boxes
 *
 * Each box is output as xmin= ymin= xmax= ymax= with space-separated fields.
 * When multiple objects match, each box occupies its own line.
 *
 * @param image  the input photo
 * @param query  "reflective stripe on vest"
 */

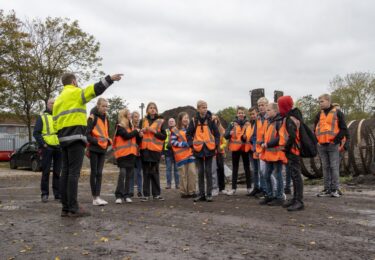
xmin=263 ymin=121 xmax=287 ymax=163
xmin=193 ymin=121 xmax=216 ymax=152
xmin=91 ymin=116 xmax=110 ymax=149
xmin=41 ymin=113 xmax=59 ymax=146
xmin=113 ymin=126 xmax=138 ymax=158
xmin=171 ymin=127 xmax=193 ymax=163
xmin=53 ymin=84 xmax=96 ymax=143
xmin=229 ymin=125 xmax=245 ymax=152
xmin=140 ymin=119 xmax=164 ymax=152
xmin=315 ymin=108 xmax=339 ymax=144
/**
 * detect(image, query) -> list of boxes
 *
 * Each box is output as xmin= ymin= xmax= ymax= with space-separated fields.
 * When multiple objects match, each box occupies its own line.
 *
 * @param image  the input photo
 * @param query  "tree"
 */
xmin=107 ymin=96 xmax=128 ymax=137
xmin=216 ymin=107 xmax=237 ymax=125
xmin=296 ymin=95 xmax=320 ymax=125
xmin=26 ymin=17 xmax=103 ymax=107
xmin=0 ymin=10 xmax=40 ymax=141
xmin=330 ymin=72 xmax=375 ymax=120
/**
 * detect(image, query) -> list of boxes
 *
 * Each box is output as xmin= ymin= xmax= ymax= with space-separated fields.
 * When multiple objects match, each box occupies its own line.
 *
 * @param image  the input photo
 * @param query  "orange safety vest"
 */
xmin=254 ymin=116 xmax=268 ymax=159
xmin=279 ymin=118 xmax=300 ymax=156
xmin=315 ymin=108 xmax=339 ymax=144
xmin=263 ymin=121 xmax=287 ymax=164
xmin=140 ymin=118 xmax=164 ymax=152
xmin=90 ymin=115 xmax=111 ymax=149
xmin=228 ymin=124 xmax=246 ymax=152
xmin=171 ymin=127 xmax=193 ymax=163
xmin=193 ymin=120 xmax=216 ymax=152
xmin=112 ymin=125 xmax=138 ymax=159
xmin=244 ymin=123 xmax=255 ymax=153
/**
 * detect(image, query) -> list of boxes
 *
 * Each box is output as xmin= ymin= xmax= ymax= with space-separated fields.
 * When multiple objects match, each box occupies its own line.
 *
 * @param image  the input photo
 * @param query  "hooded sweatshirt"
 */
xmin=86 ymin=107 xmax=110 ymax=154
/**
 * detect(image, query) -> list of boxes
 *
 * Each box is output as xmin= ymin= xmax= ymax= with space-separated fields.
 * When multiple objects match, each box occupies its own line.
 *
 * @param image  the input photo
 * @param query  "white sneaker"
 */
xmin=212 ymin=189 xmax=219 ymax=197
xmin=115 ymin=198 xmax=123 ymax=204
xmin=226 ymin=189 xmax=236 ymax=196
xmin=98 ymin=197 xmax=108 ymax=205
xmin=125 ymin=198 xmax=133 ymax=203
xmin=219 ymin=190 xmax=228 ymax=195
xmin=247 ymin=188 xmax=252 ymax=195
xmin=93 ymin=198 xmax=102 ymax=206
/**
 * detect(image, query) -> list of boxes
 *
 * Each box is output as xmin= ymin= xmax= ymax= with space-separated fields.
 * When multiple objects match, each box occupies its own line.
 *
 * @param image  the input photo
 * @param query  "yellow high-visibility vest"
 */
xmin=41 ymin=112 xmax=59 ymax=146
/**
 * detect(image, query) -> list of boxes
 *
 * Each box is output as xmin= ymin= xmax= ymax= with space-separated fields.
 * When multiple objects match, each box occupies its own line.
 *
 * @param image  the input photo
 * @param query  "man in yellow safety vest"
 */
xmin=53 ymin=72 xmax=123 ymax=217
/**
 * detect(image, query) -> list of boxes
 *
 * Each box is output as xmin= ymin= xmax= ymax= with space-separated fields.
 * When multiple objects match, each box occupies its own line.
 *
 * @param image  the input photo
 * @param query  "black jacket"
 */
xmin=313 ymin=105 xmax=348 ymax=144
xmin=115 ymin=123 xmax=141 ymax=168
xmin=284 ymin=108 xmax=303 ymax=153
xmin=86 ymin=107 xmax=111 ymax=154
xmin=186 ymin=111 xmax=220 ymax=158
xmin=139 ymin=114 xmax=167 ymax=162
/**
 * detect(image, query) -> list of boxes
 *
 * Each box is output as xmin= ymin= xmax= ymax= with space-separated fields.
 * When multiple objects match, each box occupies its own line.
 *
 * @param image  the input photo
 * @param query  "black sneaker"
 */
xmin=247 ymin=188 xmax=260 ymax=197
xmin=282 ymin=199 xmax=296 ymax=208
xmin=137 ymin=192 xmax=143 ymax=198
xmin=41 ymin=195 xmax=48 ymax=203
xmin=259 ymin=197 xmax=273 ymax=205
xmin=181 ymin=194 xmax=190 ymax=198
xmin=284 ymin=188 xmax=292 ymax=195
xmin=194 ymin=196 xmax=206 ymax=202
xmin=287 ymin=200 xmax=304 ymax=211
xmin=68 ymin=207 xmax=91 ymax=218
xmin=191 ymin=193 xmax=198 ymax=198
xmin=206 ymin=196 xmax=213 ymax=202
xmin=255 ymin=191 xmax=265 ymax=199
xmin=331 ymin=190 xmax=341 ymax=198
xmin=153 ymin=196 xmax=165 ymax=201
xmin=140 ymin=197 xmax=149 ymax=202
xmin=317 ymin=189 xmax=331 ymax=197
xmin=61 ymin=210 xmax=69 ymax=217
xmin=267 ymin=198 xmax=284 ymax=206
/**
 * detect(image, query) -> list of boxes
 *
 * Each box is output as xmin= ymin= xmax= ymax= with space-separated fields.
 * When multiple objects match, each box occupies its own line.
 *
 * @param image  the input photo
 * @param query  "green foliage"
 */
xmin=330 ymin=72 xmax=375 ymax=120
xmin=107 ymin=96 xmax=128 ymax=137
xmin=296 ymin=95 xmax=320 ymax=125
xmin=216 ymin=106 xmax=237 ymax=124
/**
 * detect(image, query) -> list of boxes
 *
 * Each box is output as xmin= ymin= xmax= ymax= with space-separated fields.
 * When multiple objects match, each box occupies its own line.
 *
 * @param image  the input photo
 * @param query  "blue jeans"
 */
xmin=258 ymin=159 xmax=267 ymax=192
xmin=264 ymin=161 xmax=284 ymax=199
xmin=130 ymin=157 xmax=143 ymax=194
xmin=165 ymin=155 xmax=179 ymax=187
xmin=250 ymin=156 xmax=260 ymax=189
xmin=285 ymin=164 xmax=292 ymax=190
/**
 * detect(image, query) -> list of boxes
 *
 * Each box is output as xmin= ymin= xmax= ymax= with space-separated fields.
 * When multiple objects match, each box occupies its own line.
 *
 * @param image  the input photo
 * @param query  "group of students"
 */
xmin=85 ymin=92 xmax=347 ymax=212
xmin=35 ymin=72 xmax=347 ymax=217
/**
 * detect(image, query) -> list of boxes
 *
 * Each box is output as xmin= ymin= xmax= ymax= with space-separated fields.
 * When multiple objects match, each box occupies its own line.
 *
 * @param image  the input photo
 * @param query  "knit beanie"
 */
xmin=278 ymin=96 xmax=294 ymax=116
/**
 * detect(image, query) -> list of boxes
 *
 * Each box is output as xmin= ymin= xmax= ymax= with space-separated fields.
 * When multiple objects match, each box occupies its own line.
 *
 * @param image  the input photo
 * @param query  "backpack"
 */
xmin=289 ymin=116 xmax=318 ymax=158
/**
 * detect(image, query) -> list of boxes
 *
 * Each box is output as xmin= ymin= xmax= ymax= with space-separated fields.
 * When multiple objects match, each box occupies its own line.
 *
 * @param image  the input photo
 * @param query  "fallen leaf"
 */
xmin=299 ymin=224 xmax=305 ymax=228
xmin=182 ymin=247 xmax=189 ymax=252
xmin=220 ymin=210 xmax=225 ymax=213
xmin=100 ymin=237 xmax=109 ymax=243
xmin=101 ymin=208 xmax=104 ymax=212
xmin=301 ymin=229 xmax=305 ymax=232
xmin=7 ymin=257 xmax=15 ymax=260
xmin=55 ymin=257 xmax=61 ymax=260
xmin=82 ymin=251 xmax=89 ymax=255
xmin=235 ymin=206 xmax=239 ymax=209
xmin=73 ymin=233 xmax=78 ymax=236
xmin=115 ymin=236 xmax=121 ymax=240
xmin=290 ymin=218 xmax=297 ymax=222
xmin=310 ymin=241 xmax=316 ymax=245
xmin=171 ymin=224 xmax=176 ymax=227
xmin=20 ymin=250 xmax=26 ymax=253
xmin=328 ymin=216 xmax=334 ymax=219
xmin=241 ymin=252 xmax=249 ymax=255
xmin=169 ymin=206 xmax=174 ymax=209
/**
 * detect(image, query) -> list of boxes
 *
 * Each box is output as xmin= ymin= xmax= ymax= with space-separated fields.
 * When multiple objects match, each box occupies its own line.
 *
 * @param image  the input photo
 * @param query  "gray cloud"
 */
xmin=4 ymin=0 xmax=375 ymax=113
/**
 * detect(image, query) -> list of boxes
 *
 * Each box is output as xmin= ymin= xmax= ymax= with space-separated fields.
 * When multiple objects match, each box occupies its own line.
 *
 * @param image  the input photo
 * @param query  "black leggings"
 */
xmin=89 ymin=151 xmax=106 ymax=197
xmin=142 ymin=161 xmax=161 ymax=197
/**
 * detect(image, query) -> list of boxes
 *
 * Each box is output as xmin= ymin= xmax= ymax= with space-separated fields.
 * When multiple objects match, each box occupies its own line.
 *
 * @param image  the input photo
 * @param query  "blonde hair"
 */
xmin=97 ymin=97 xmax=108 ymax=107
xmin=319 ymin=94 xmax=331 ymax=103
xmin=197 ymin=100 xmax=207 ymax=109
xmin=257 ymin=97 xmax=269 ymax=105
xmin=268 ymin=102 xmax=279 ymax=112
xmin=146 ymin=102 xmax=158 ymax=115
xmin=118 ymin=108 xmax=130 ymax=129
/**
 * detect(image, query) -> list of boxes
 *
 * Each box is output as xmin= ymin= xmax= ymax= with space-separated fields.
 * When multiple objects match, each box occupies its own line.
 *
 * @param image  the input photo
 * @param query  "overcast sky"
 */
xmin=3 ymin=0 xmax=375 ymax=114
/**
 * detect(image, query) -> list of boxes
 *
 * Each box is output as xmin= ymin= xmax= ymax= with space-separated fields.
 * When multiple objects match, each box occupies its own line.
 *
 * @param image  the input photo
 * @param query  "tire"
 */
xmin=31 ymin=159 xmax=40 ymax=172
xmin=9 ymin=158 xmax=17 ymax=169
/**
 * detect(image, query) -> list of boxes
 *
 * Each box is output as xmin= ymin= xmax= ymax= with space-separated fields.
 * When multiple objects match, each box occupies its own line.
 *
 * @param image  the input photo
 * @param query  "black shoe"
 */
xmin=54 ymin=195 xmax=61 ymax=200
xmin=247 ymin=188 xmax=260 ymax=197
xmin=61 ymin=210 xmax=69 ymax=217
xmin=287 ymin=201 xmax=304 ymax=211
xmin=191 ymin=193 xmax=198 ymax=198
xmin=41 ymin=195 xmax=48 ymax=203
xmin=206 ymin=196 xmax=213 ymax=202
xmin=165 ymin=185 xmax=171 ymax=189
xmin=255 ymin=191 xmax=265 ymax=199
xmin=282 ymin=199 xmax=296 ymax=208
xmin=175 ymin=185 xmax=180 ymax=189
xmin=284 ymin=188 xmax=292 ymax=195
xmin=153 ymin=196 xmax=165 ymax=201
xmin=259 ymin=197 xmax=273 ymax=205
xmin=267 ymin=198 xmax=284 ymax=206
xmin=180 ymin=194 xmax=190 ymax=198
xmin=68 ymin=207 xmax=91 ymax=218
xmin=137 ymin=192 xmax=143 ymax=198
xmin=194 ymin=196 xmax=206 ymax=202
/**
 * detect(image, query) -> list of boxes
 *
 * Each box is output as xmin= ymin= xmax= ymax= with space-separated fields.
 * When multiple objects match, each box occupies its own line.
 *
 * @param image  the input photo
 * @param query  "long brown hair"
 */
xmin=212 ymin=114 xmax=225 ymax=136
xmin=177 ymin=112 xmax=189 ymax=130
xmin=146 ymin=102 xmax=158 ymax=115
